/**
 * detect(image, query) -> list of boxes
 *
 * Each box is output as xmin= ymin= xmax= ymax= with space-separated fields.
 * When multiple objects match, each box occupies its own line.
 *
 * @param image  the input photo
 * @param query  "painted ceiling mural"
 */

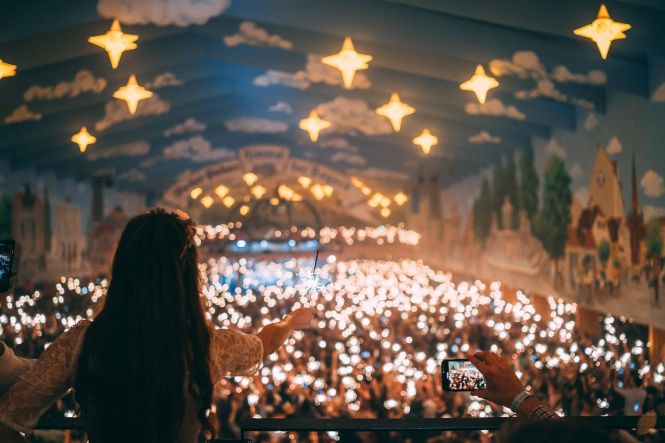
xmin=0 ymin=0 xmax=662 ymax=227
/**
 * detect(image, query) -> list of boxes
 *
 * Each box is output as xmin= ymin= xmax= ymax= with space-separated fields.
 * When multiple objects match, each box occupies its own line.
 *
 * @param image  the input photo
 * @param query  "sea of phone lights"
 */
xmin=0 ymin=233 xmax=663 ymax=427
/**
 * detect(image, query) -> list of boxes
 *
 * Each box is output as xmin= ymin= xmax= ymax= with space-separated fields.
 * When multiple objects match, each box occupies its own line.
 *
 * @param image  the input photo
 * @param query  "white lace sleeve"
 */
xmin=211 ymin=328 xmax=263 ymax=380
xmin=0 ymin=320 xmax=90 ymax=433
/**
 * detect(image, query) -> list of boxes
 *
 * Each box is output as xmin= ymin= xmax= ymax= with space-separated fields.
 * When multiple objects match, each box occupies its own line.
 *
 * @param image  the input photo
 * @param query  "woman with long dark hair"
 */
xmin=0 ymin=209 xmax=314 ymax=442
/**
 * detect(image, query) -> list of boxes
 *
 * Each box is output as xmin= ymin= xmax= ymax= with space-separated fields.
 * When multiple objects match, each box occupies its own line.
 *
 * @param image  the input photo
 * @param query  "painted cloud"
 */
xmin=97 ymin=0 xmax=230 ymax=27
xmin=269 ymin=101 xmax=293 ymax=114
xmin=330 ymin=151 xmax=367 ymax=165
xmin=606 ymin=136 xmax=622 ymax=155
xmin=317 ymin=97 xmax=392 ymax=136
xmin=468 ymin=131 xmax=501 ymax=144
xmin=641 ymin=170 xmax=665 ymax=198
xmin=163 ymin=117 xmax=206 ymax=137
xmin=317 ymin=137 xmax=359 ymax=152
xmin=465 ymin=98 xmax=526 ymax=120
xmin=4 ymin=105 xmax=42 ymax=124
xmin=87 ymin=141 xmax=150 ymax=161
xmin=225 ymin=117 xmax=288 ymax=133
xmin=489 ymin=50 xmax=604 ymax=108
xmin=95 ymin=94 xmax=170 ymax=131
xmin=224 ymin=21 xmax=293 ymax=50
xmin=163 ymin=135 xmax=234 ymax=162
xmin=146 ymin=72 xmax=183 ymax=89
xmin=24 ymin=70 xmax=107 ymax=102
xmin=118 ymin=168 xmax=147 ymax=182
xmin=584 ymin=112 xmax=598 ymax=131
xmin=254 ymin=54 xmax=371 ymax=90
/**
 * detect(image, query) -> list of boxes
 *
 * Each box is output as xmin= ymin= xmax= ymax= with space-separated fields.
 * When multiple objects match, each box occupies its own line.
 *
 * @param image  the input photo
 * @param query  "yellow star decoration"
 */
xmin=460 ymin=65 xmax=499 ymax=104
xmin=190 ymin=187 xmax=203 ymax=199
xmin=251 ymin=185 xmax=267 ymax=199
xmin=214 ymin=185 xmax=229 ymax=199
xmin=200 ymin=195 xmax=214 ymax=208
xmin=113 ymin=75 xmax=153 ymax=114
xmin=0 ymin=59 xmax=17 ymax=79
xmin=71 ymin=127 xmax=97 ymax=153
xmin=299 ymin=110 xmax=331 ymax=142
xmin=380 ymin=207 xmax=391 ymax=218
xmin=222 ymin=195 xmax=236 ymax=208
xmin=413 ymin=129 xmax=438 ymax=155
xmin=298 ymin=176 xmax=312 ymax=189
xmin=321 ymin=37 xmax=372 ymax=89
xmin=393 ymin=192 xmax=408 ymax=206
xmin=574 ymin=5 xmax=630 ymax=60
xmin=243 ymin=173 xmax=259 ymax=186
xmin=88 ymin=19 xmax=138 ymax=69
xmin=376 ymin=92 xmax=415 ymax=132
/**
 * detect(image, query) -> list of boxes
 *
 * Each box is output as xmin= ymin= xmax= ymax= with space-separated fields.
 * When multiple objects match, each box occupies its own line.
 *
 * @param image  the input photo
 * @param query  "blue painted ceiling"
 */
xmin=0 ymin=0 xmax=663 ymax=195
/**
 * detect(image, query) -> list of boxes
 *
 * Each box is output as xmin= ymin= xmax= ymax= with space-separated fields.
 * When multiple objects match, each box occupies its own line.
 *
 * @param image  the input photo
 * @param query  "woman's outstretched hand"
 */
xmin=287 ymin=307 xmax=315 ymax=330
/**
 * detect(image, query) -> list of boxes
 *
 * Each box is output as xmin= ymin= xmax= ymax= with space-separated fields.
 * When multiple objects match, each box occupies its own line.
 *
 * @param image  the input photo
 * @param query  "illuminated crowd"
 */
xmin=1 ymin=257 xmax=665 ymax=442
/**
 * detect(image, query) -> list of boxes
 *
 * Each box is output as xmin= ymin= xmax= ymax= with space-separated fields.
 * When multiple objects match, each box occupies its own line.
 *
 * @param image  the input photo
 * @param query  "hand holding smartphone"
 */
xmin=0 ymin=239 xmax=15 ymax=293
xmin=441 ymin=358 xmax=487 ymax=391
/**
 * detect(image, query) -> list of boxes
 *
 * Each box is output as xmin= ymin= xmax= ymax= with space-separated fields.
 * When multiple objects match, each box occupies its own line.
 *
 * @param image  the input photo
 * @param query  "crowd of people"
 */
xmin=1 ymin=255 xmax=665 ymax=442
xmin=445 ymin=361 xmax=487 ymax=391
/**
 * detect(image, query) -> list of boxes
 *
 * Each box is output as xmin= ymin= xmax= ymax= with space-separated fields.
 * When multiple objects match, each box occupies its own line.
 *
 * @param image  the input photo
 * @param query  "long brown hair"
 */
xmin=76 ymin=209 xmax=213 ymax=442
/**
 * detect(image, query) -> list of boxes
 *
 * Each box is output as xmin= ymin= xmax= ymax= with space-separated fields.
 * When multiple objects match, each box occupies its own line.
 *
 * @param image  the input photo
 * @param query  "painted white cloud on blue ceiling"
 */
xmin=24 ymin=70 xmax=107 ymax=102
xmin=4 ymin=104 xmax=42 ymax=124
xmin=224 ymin=21 xmax=293 ymax=50
xmin=97 ymin=0 xmax=230 ymax=27
xmin=225 ymin=117 xmax=288 ymax=133
xmin=163 ymin=117 xmax=206 ymax=137
xmin=465 ymin=98 xmax=525 ymax=120
xmin=87 ymin=141 xmax=150 ymax=160
xmin=317 ymin=97 xmax=391 ymax=136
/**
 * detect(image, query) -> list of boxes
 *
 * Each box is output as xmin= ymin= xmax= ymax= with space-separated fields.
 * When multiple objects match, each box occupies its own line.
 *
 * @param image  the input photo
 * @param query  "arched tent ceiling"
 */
xmin=1 ymin=0 xmax=664 ymax=196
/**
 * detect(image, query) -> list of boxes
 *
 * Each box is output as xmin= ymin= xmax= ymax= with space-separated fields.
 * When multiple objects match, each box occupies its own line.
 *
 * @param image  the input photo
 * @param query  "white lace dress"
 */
xmin=0 ymin=320 xmax=263 ymax=439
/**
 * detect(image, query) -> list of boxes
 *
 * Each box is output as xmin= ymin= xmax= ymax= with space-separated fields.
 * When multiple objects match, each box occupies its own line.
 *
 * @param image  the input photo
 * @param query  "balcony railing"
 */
xmin=36 ymin=415 xmax=665 ymax=440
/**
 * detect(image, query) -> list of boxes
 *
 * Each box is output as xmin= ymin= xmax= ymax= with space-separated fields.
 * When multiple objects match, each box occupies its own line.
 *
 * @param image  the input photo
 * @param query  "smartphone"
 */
xmin=0 ymin=239 xmax=15 ymax=293
xmin=441 ymin=358 xmax=487 ymax=391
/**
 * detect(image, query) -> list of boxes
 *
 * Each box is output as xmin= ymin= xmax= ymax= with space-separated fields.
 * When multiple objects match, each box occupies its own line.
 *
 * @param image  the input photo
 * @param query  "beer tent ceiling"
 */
xmin=1 ymin=0 xmax=664 ymax=195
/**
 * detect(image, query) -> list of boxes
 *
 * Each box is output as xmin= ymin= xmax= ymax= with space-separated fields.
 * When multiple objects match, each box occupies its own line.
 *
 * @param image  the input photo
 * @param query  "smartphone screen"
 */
xmin=441 ymin=358 xmax=487 ymax=391
xmin=0 ymin=239 xmax=15 ymax=292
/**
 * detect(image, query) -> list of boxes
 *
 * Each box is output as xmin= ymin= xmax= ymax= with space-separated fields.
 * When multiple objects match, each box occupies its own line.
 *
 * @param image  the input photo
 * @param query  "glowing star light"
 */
xmin=376 ymin=93 xmax=415 ymax=132
xmin=460 ymin=65 xmax=499 ymax=104
xmin=299 ymin=110 xmax=331 ymax=142
xmin=393 ymin=192 xmax=408 ymax=206
xmin=0 ymin=59 xmax=17 ymax=79
xmin=321 ymin=37 xmax=372 ymax=89
xmin=190 ymin=187 xmax=203 ymax=199
xmin=88 ymin=19 xmax=138 ymax=69
xmin=214 ymin=185 xmax=229 ymax=199
xmin=574 ymin=5 xmax=631 ymax=59
xmin=251 ymin=185 xmax=267 ymax=199
xmin=71 ymin=127 xmax=96 ymax=153
xmin=298 ymin=176 xmax=312 ymax=189
xmin=413 ymin=129 xmax=438 ymax=155
xmin=222 ymin=196 xmax=236 ymax=208
xmin=242 ymin=173 xmax=259 ymax=186
xmin=113 ymin=75 xmax=152 ymax=114
xmin=200 ymin=195 xmax=214 ymax=208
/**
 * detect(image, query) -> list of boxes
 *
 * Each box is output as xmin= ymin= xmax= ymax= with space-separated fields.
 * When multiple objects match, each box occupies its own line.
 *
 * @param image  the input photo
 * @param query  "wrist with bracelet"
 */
xmin=510 ymin=390 xmax=532 ymax=412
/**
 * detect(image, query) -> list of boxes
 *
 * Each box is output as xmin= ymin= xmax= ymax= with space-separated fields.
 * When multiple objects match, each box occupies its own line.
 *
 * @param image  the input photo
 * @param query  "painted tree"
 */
xmin=533 ymin=156 xmax=572 ymax=283
xmin=519 ymin=145 xmax=539 ymax=222
xmin=646 ymin=218 xmax=663 ymax=303
xmin=598 ymin=239 xmax=611 ymax=266
xmin=473 ymin=177 xmax=492 ymax=244
xmin=491 ymin=161 xmax=506 ymax=229
xmin=504 ymin=154 xmax=520 ymax=229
